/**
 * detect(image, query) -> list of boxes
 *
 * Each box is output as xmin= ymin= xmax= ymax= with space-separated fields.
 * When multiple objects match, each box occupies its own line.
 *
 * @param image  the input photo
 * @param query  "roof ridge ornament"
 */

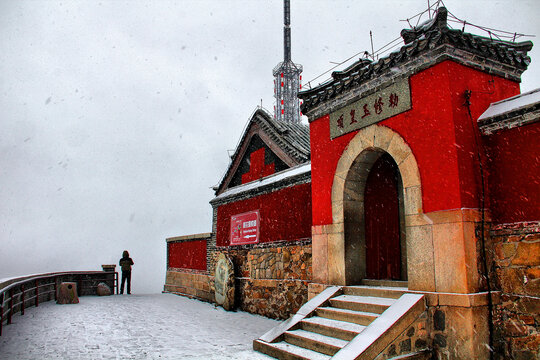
xmin=401 ymin=7 xmax=448 ymax=45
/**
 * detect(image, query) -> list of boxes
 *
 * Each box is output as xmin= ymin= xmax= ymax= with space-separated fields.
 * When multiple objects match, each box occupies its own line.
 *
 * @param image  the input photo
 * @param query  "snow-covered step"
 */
xmin=343 ymin=285 xmax=407 ymax=299
xmin=361 ymin=279 xmax=408 ymax=288
xmin=284 ymin=328 xmax=348 ymax=356
xmin=330 ymin=294 xmax=396 ymax=314
xmin=316 ymin=306 xmax=379 ymax=326
xmin=388 ymin=350 xmax=432 ymax=359
xmin=254 ymin=340 xmax=332 ymax=360
xmin=301 ymin=316 xmax=366 ymax=341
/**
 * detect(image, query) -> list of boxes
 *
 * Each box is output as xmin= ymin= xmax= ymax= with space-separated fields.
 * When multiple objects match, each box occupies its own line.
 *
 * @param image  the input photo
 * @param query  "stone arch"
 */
xmin=329 ymin=124 xmax=426 ymax=287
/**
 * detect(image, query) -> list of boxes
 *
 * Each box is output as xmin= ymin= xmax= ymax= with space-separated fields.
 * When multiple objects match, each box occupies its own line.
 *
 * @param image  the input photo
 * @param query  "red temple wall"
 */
xmin=216 ymin=183 xmax=312 ymax=246
xmin=310 ymin=60 xmax=521 ymax=225
xmin=485 ymin=123 xmax=540 ymax=224
xmin=168 ymin=240 xmax=207 ymax=271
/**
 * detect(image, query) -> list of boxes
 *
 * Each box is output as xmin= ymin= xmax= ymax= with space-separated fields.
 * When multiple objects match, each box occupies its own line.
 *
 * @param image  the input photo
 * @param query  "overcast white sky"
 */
xmin=1 ymin=0 xmax=539 ymax=293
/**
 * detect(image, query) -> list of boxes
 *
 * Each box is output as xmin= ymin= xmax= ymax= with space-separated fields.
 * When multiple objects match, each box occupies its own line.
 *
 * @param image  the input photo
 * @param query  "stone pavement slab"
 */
xmin=0 ymin=293 xmax=278 ymax=359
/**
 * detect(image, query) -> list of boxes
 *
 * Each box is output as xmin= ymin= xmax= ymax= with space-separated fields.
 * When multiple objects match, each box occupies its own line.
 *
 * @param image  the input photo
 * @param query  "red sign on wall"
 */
xmin=230 ymin=210 xmax=260 ymax=245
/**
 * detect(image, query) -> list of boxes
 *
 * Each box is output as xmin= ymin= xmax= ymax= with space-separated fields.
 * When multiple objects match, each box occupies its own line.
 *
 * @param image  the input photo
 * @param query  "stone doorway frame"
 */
xmin=351 ymin=151 xmax=406 ymax=283
xmin=315 ymin=124 xmax=435 ymax=290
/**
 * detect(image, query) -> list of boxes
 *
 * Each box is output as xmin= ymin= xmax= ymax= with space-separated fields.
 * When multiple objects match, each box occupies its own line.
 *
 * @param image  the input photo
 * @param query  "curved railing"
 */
xmin=0 ymin=271 xmax=118 ymax=336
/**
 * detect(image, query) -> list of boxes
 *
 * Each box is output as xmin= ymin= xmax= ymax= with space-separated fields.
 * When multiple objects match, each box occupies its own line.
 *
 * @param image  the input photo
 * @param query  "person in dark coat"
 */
xmin=119 ymin=250 xmax=134 ymax=294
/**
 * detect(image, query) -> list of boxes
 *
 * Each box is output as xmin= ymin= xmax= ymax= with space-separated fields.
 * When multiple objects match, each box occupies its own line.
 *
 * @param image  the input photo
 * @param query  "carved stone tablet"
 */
xmin=214 ymin=253 xmax=235 ymax=311
xmin=329 ymin=78 xmax=412 ymax=139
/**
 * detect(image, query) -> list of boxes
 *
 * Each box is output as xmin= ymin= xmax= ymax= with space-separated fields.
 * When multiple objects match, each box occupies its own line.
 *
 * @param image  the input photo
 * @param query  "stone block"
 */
xmin=387 ymin=131 xmax=412 ymax=165
xmin=372 ymin=125 xmax=395 ymax=151
xmin=434 ymin=310 xmax=445 ymax=331
xmin=512 ymin=242 xmax=540 ymax=266
xmin=504 ymin=318 xmax=529 ymax=337
xmin=343 ymin=134 xmax=369 ymax=164
xmin=500 ymin=267 xmax=525 ymax=294
xmin=357 ymin=125 xmax=376 ymax=148
xmin=312 ymin=233 xmax=328 ymax=284
xmin=443 ymin=306 xmax=490 ymax=359
xmin=462 ymin=221 xmax=482 ymax=292
xmin=525 ymin=278 xmax=540 ymax=297
xmin=327 ymin=232 xmax=346 ymax=285
xmin=398 ymin=154 xmax=421 ymax=188
xmin=57 ymin=282 xmax=79 ymax=304
xmin=433 ymin=221 xmax=470 ymax=293
xmin=406 ymin=225 xmax=436 ymax=292
xmin=331 ymin=199 xmax=344 ymax=224
xmin=496 ymin=242 xmax=517 ymax=260
xmin=404 ymin=185 xmax=422 ymax=215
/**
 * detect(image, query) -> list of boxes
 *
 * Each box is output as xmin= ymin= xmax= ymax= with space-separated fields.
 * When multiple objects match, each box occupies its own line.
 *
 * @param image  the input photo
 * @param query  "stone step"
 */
xmin=315 ymin=306 xmax=379 ymax=326
xmin=343 ymin=285 xmax=407 ymax=299
xmin=253 ymin=339 xmax=331 ymax=360
xmin=284 ymin=329 xmax=347 ymax=356
xmin=361 ymin=279 xmax=408 ymax=288
xmin=330 ymin=294 xmax=395 ymax=314
xmin=301 ymin=316 xmax=366 ymax=341
xmin=388 ymin=350 xmax=433 ymax=359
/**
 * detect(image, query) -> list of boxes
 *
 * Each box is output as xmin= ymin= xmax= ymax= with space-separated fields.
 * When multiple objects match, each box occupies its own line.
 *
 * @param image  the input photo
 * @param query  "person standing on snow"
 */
xmin=119 ymin=250 xmax=134 ymax=294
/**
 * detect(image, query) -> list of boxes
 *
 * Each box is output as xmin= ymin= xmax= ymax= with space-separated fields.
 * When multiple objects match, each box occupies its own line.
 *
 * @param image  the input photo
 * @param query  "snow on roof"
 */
xmin=478 ymin=88 xmax=540 ymax=121
xmin=213 ymin=162 xmax=311 ymax=201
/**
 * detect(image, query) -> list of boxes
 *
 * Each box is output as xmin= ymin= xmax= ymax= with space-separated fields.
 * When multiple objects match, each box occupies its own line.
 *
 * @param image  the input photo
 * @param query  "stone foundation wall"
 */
xmin=165 ymin=239 xmax=312 ymax=319
xmin=237 ymin=279 xmax=310 ymax=319
xmin=213 ymin=240 xmax=312 ymax=319
xmin=491 ymin=221 xmax=540 ymax=360
xmin=374 ymin=312 xmax=429 ymax=359
xmin=163 ymin=270 xmax=214 ymax=303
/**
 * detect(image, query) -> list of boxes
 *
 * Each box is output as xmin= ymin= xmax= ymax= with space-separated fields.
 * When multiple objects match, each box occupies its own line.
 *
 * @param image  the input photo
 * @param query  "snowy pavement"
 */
xmin=0 ymin=293 xmax=279 ymax=359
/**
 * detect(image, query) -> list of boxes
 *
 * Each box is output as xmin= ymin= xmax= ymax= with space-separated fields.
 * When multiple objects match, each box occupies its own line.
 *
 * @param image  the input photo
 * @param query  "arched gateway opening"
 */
xmin=325 ymin=125 xmax=426 ymax=287
xmin=364 ymin=153 xmax=405 ymax=280
xmin=342 ymin=148 xmax=407 ymax=284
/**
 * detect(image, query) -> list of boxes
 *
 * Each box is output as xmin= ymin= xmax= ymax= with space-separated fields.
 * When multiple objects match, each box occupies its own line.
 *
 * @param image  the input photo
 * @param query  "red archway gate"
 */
xmin=364 ymin=153 xmax=401 ymax=280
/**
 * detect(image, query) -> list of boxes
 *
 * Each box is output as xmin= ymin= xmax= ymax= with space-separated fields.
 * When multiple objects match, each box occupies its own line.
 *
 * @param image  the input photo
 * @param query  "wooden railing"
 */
xmin=0 ymin=271 xmax=118 ymax=336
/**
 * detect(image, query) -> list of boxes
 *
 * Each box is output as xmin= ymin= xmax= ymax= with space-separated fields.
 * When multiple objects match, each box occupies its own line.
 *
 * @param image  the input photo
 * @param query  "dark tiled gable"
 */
xmin=214 ymin=108 xmax=310 ymax=195
xmin=258 ymin=112 xmax=310 ymax=164
xmin=299 ymin=7 xmax=533 ymax=115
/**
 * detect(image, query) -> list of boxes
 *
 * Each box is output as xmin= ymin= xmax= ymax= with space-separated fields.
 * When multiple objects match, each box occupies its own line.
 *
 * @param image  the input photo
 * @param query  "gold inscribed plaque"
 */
xmin=329 ymin=78 xmax=411 ymax=139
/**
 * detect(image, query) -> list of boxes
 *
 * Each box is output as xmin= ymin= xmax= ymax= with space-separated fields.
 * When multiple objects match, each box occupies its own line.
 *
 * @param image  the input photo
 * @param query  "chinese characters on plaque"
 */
xmin=329 ymin=78 xmax=411 ymax=139
xmin=230 ymin=210 xmax=260 ymax=245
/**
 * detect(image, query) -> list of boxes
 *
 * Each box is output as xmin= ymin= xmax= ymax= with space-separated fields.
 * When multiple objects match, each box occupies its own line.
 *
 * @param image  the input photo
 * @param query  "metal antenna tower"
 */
xmin=273 ymin=0 xmax=303 ymax=123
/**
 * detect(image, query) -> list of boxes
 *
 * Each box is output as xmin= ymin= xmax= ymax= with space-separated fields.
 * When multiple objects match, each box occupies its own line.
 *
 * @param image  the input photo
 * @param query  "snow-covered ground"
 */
xmin=0 ymin=293 xmax=279 ymax=359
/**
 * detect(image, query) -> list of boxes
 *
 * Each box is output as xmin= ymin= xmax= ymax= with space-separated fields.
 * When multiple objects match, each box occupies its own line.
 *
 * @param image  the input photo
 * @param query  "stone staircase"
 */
xmin=253 ymin=281 xmax=429 ymax=360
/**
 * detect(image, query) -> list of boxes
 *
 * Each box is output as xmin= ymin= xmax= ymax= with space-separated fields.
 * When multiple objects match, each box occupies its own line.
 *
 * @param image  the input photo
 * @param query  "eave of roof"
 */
xmin=478 ymin=88 xmax=540 ymax=134
xmin=211 ymin=162 xmax=311 ymax=206
xmin=479 ymin=88 xmax=540 ymax=121
xmin=299 ymin=7 xmax=533 ymax=116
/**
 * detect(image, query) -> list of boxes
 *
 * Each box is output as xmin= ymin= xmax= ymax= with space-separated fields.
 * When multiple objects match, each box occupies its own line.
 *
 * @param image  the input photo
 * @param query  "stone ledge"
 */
xmin=308 ymin=283 xmax=501 ymax=308
xmin=307 ymin=282 xmax=334 ymax=300
xmin=217 ymin=238 xmax=311 ymax=251
xmin=407 ymin=290 xmax=501 ymax=307
xmin=491 ymin=221 xmax=540 ymax=236
xmin=163 ymin=288 xmax=214 ymax=303
xmin=249 ymin=278 xmax=310 ymax=288
xmin=406 ymin=208 xmax=491 ymax=227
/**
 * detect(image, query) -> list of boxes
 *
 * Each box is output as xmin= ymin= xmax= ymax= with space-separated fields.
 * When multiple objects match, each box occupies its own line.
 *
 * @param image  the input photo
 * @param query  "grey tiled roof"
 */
xmin=214 ymin=108 xmax=310 ymax=195
xmin=299 ymin=7 xmax=533 ymax=114
xmin=260 ymin=113 xmax=311 ymax=163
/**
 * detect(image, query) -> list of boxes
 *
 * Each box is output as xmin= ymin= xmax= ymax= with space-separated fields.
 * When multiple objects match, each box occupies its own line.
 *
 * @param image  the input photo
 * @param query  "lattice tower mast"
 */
xmin=273 ymin=0 xmax=303 ymax=123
